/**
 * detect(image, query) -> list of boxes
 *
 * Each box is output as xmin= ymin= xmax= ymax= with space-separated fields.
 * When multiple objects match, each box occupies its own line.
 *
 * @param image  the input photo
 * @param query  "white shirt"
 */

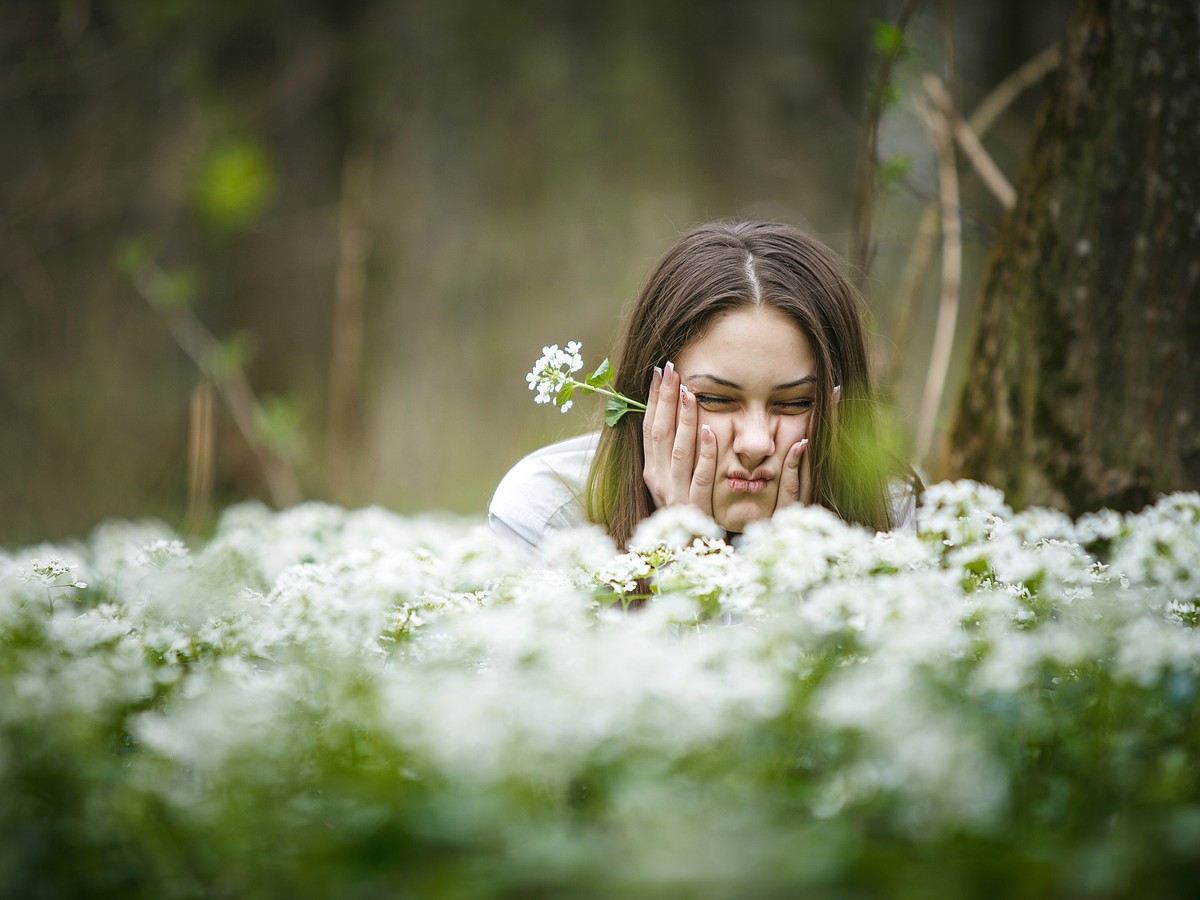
xmin=489 ymin=433 xmax=599 ymax=550
xmin=488 ymin=432 xmax=917 ymax=550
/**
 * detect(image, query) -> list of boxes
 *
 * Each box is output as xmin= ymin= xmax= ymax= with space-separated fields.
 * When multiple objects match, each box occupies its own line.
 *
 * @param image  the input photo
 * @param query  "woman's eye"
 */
xmin=695 ymin=394 xmax=733 ymax=408
xmin=777 ymin=399 xmax=814 ymax=412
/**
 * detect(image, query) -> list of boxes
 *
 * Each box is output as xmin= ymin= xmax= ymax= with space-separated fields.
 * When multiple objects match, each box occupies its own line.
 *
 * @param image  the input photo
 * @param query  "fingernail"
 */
xmin=701 ymin=424 xmax=713 ymax=441
xmin=651 ymin=367 xmax=662 ymax=388
xmin=665 ymin=360 xmax=674 ymax=375
xmin=799 ymin=438 xmax=808 ymax=449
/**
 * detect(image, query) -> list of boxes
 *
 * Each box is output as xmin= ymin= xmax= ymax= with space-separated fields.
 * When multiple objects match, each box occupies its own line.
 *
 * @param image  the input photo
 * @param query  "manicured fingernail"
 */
xmin=799 ymin=438 xmax=808 ymax=448
xmin=651 ymin=367 xmax=662 ymax=388
xmin=665 ymin=360 xmax=674 ymax=375
xmin=701 ymin=424 xmax=713 ymax=442
xmin=679 ymin=385 xmax=690 ymax=407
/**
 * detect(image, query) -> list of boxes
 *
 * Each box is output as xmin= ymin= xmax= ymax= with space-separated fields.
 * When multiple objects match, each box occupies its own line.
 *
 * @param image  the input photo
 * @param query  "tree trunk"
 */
xmin=946 ymin=0 xmax=1200 ymax=515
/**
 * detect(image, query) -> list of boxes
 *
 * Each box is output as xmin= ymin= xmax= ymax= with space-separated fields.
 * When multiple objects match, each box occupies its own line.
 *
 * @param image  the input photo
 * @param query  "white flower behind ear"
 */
xmin=630 ymin=505 xmax=724 ymax=553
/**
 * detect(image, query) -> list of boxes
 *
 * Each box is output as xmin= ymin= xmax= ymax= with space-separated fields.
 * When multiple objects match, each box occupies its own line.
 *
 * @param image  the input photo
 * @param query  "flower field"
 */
xmin=3 ymin=482 xmax=1200 ymax=898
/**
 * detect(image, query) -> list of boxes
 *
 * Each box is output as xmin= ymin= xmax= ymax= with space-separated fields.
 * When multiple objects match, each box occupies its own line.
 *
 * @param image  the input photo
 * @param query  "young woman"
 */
xmin=490 ymin=220 xmax=919 ymax=550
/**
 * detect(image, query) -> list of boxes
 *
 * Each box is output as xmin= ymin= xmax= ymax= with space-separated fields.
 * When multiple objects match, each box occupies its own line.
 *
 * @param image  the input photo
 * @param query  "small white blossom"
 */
xmin=18 ymin=556 xmax=87 ymax=589
xmin=629 ymin=505 xmax=724 ymax=552
xmin=525 ymin=341 xmax=585 ymax=408
xmin=134 ymin=539 xmax=190 ymax=568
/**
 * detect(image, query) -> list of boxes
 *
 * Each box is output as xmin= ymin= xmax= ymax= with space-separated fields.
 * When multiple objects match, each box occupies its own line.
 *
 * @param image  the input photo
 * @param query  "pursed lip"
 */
xmin=726 ymin=467 xmax=775 ymax=494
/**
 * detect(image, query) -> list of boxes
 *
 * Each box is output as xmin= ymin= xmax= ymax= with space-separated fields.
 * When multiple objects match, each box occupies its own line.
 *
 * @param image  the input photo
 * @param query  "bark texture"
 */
xmin=946 ymin=0 xmax=1200 ymax=514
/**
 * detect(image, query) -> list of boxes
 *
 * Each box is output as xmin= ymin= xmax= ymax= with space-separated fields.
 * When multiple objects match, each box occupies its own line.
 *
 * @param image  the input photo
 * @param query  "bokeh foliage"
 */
xmin=0 ymin=0 xmax=1068 ymax=540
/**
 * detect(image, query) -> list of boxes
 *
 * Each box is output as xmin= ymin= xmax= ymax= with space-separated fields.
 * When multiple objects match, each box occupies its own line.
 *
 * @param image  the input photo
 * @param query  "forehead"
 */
xmin=676 ymin=305 xmax=815 ymax=383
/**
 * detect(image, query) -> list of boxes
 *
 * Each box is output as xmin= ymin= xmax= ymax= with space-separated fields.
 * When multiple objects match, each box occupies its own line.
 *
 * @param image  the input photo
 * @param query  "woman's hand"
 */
xmin=776 ymin=384 xmax=834 ymax=512
xmin=642 ymin=361 xmax=718 ymax=514
xmin=773 ymin=437 xmax=811 ymax=512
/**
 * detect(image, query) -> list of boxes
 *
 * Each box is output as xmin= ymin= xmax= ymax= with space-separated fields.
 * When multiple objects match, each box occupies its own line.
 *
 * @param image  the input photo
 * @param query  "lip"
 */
xmin=726 ymin=468 xmax=775 ymax=494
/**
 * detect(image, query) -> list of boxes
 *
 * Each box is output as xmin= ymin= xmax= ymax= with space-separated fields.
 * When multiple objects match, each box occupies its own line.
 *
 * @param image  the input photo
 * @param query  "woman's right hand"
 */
xmin=642 ymin=361 xmax=718 ymax=515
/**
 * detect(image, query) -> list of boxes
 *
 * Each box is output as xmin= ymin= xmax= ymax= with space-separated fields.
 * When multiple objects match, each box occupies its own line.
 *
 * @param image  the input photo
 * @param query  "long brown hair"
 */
xmin=586 ymin=221 xmax=900 ymax=548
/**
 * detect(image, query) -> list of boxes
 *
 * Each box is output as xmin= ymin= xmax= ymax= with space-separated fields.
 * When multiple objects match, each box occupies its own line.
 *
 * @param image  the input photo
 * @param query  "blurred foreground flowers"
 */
xmin=3 ymin=483 xmax=1200 ymax=898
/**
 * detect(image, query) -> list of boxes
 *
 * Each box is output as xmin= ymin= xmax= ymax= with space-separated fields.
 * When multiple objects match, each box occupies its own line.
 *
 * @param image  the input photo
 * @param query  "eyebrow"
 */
xmin=685 ymin=374 xmax=817 ymax=391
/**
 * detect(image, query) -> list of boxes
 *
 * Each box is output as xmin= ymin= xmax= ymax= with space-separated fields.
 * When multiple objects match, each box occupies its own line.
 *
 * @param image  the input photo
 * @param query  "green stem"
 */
xmin=569 ymin=379 xmax=647 ymax=411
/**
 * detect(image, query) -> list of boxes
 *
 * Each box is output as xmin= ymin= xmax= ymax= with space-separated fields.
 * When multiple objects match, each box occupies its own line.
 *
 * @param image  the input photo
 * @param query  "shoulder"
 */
xmin=489 ymin=432 xmax=600 ymax=549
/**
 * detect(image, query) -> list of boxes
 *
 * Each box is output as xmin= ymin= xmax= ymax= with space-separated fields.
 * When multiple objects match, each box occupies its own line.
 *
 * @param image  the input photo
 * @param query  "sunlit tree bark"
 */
xmin=947 ymin=0 xmax=1200 ymax=513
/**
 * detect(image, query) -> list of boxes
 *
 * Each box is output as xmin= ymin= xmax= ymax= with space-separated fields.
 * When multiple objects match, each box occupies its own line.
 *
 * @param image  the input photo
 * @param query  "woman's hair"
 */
xmin=586 ymin=220 xmax=902 ymax=548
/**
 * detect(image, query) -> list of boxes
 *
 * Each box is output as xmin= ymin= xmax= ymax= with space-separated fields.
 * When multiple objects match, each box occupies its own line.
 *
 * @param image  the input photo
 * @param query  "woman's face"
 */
xmin=674 ymin=304 xmax=817 ymax=534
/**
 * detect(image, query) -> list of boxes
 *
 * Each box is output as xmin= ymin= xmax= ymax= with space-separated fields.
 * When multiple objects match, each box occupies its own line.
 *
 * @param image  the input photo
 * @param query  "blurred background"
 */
xmin=1 ymin=0 xmax=1073 ymax=544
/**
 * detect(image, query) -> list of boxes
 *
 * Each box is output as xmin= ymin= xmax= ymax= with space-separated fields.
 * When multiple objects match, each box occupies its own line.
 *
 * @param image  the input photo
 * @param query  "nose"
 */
xmin=732 ymin=410 xmax=775 ymax=468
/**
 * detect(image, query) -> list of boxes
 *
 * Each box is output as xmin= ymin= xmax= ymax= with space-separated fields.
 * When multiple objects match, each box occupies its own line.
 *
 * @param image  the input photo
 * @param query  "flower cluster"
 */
xmin=525 ymin=341 xmax=584 ymax=411
xmin=18 ymin=555 xmax=88 ymax=588
xmin=525 ymin=339 xmax=646 ymax=424
xmin=2 ymin=485 xmax=1200 ymax=897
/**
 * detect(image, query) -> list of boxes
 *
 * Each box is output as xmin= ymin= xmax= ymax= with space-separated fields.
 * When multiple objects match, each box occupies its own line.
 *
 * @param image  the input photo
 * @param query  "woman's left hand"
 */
xmin=776 ymin=385 xmax=834 ymax=512
xmin=773 ymin=438 xmax=810 ymax=512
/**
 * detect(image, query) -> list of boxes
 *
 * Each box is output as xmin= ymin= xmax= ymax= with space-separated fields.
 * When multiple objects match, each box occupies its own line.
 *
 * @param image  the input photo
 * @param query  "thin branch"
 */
xmin=888 ymin=206 xmax=940 ymax=381
xmin=914 ymin=95 xmax=962 ymax=466
xmin=851 ymin=0 xmax=922 ymax=282
xmin=132 ymin=263 xmax=303 ymax=508
xmin=884 ymin=44 xmax=1060 ymax=385
xmin=186 ymin=380 xmax=215 ymax=531
xmin=967 ymin=42 xmax=1061 ymax=136
xmin=924 ymin=74 xmax=1016 ymax=210
xmin=326 ymin=143 xmax=374 ymax=503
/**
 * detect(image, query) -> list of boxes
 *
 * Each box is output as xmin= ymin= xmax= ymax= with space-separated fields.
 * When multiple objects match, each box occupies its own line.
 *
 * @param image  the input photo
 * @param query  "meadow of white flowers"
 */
xmin=3 ymin=482 xmax=1200 ymax=898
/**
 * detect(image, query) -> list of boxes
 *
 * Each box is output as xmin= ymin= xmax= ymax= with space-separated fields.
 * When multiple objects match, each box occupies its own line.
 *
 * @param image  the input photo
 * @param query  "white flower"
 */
xmin=525 ymin=340 xmax=586 ymax=409
xmin=134 ymin=538 xmax=190 ymax=568
xmin=630 ymin=505 xmax=724 ymax=552
xmin=9 ymin=479 xmax=1200 ymax=874
xmin=18 ymin=556 xmax=88 ymax=589
xmin=538 ymin=524 xmax=618 ymax=572
xmin=918 ymin=479 xmax=1012 ymax=547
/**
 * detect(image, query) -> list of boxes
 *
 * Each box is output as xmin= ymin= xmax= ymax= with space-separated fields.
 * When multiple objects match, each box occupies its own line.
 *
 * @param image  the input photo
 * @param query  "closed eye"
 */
xmin=694 ymin=394 xmax=734 ymax=409
xmin=776 ymin=399 xmax=814 ymax=412
xmin=694 ymin=394 xmax=813 ymax=413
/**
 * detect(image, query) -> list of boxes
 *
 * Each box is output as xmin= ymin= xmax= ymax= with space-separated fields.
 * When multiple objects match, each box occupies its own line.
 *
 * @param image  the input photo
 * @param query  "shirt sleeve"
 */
xmin=488 ymin=433 xmax=598 ymax=550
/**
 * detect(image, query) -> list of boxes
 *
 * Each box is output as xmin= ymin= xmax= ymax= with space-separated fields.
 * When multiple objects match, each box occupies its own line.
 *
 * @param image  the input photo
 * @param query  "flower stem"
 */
xmin=569 ymin=380 xmax=647 ymax=411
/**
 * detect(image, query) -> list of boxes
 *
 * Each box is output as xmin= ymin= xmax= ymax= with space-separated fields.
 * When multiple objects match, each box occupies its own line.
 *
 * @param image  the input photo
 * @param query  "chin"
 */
xmin=715 ymin=493 xmax=777 ymax=535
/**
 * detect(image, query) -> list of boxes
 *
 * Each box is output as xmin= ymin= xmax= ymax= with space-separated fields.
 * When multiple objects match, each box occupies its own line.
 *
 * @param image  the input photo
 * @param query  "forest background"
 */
xmin=2 ymin=0 xmax=1074 ymax=543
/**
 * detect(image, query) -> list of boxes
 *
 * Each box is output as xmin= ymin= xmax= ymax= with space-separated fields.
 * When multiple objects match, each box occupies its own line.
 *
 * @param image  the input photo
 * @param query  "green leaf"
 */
xmin=868 ymin=81 xmax=901 ymax=109
xmin=878 ymin=154 xmax=912 ymax=189
xmin=587 ymin=358 xmax=614 ymax=388
xmin=192 ymin=136 xmax=278 ymax=233
xmin=604 ymin=396 xmax=630 ymax=427
xmin=207 ymin=330 xmax=257 ymax=379
xmin=872 ymin=21 xmax=909 ymax=58
xmin=153 ymin=267 xmax=200 ymax=310
xmin=255 ymin=394 xmax=306 ymax=463
xmin=115 ymin=237 xmax=153 ymax=278
xmin=556 ymin=382 xmax=575 ymax=407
